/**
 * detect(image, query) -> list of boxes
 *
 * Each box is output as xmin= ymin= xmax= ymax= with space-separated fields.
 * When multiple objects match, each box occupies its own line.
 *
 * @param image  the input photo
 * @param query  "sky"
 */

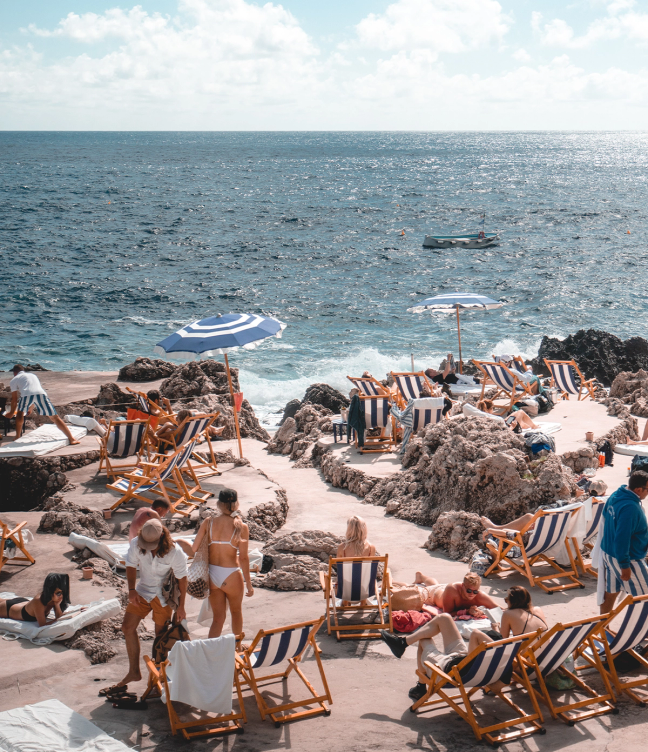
xmin=1 ymin=0 xmax=648 ymax=129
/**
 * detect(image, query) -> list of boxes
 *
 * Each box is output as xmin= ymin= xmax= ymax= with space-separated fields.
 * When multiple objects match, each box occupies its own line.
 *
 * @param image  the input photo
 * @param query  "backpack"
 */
xmin=536 ymin=393 xmax=554 ymax=415
xmin=631 ymin=455 xmax=648 ymax=474
xmin=598 ymin=440 xmax=614 ymax=467
xmin=152 ymin=618 xmax=190 ymax=664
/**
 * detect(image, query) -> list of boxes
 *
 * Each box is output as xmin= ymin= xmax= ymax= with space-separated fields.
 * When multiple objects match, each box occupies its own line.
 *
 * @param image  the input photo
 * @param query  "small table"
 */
xmin=332 ymin=418 xmax=355 ymax=444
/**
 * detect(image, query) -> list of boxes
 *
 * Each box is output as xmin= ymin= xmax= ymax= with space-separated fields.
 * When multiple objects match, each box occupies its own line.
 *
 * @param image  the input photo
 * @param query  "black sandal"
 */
xmin=98 ymin=684 xmax=129 ymax=698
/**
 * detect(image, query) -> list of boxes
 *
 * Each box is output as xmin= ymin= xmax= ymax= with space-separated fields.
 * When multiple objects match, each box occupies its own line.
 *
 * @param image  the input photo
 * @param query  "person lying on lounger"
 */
xmin=425 ymin=354 xmax=459 ymax=385
xmin=478 ymin=399 xmax=538 ymax=431
xmin=0 ymin=573 xmax=70 ymax=626
xmin=390 ymin=572 xmax=500 ymax=616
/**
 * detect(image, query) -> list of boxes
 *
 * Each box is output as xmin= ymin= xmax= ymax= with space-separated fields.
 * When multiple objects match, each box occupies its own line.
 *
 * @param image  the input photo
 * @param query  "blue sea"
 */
xmin=2 ymin=131 xmax=648 ymax=424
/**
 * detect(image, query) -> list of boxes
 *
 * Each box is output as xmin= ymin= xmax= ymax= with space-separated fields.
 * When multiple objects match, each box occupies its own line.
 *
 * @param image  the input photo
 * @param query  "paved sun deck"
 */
xmin=1 ymin=392 xmax=647 ymax=751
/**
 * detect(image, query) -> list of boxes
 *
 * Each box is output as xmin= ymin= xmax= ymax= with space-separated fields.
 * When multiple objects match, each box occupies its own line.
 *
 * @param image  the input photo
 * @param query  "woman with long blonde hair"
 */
xmin=192 ymin=488 xmax=253 ymax=638
xmin=337 ymin=515 xmax=376 ymax=558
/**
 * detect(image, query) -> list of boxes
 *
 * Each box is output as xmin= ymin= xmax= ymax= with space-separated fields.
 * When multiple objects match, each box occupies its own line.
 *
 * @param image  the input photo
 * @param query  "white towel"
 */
xmin=163 ymin=635 xmax=236 ymax=714
xmin=462 ymin=403 xmax=505 ymax=423
xmin=0 ymin=425 xmax=87 ymax=458
xmin=591 ymin=514 xmax=606 ymax=606
xmin=65 ymin=414 xmax=107 ymax=437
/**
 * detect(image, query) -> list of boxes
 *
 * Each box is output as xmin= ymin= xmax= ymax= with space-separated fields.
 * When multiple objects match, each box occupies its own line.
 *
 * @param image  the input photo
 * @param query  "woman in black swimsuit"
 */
xmin=500 ymin=586 xmax=548 ymax=637
xmin=0 ymin=573 xmax=70 ymax=626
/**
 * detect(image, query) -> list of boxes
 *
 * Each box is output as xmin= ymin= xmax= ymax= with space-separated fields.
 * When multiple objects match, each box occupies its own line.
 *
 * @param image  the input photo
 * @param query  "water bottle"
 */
xmin=598 ymin=452 xmax=605 ymax=468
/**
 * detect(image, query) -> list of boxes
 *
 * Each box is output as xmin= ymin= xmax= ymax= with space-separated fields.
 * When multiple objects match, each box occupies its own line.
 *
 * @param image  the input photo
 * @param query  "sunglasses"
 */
xmin=464 ymin=587 xmax=480 ymax=594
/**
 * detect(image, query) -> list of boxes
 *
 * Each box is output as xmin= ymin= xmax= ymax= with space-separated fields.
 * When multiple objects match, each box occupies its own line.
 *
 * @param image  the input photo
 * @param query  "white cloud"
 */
xmin=512 ymin=48 xmax=531 ymax=62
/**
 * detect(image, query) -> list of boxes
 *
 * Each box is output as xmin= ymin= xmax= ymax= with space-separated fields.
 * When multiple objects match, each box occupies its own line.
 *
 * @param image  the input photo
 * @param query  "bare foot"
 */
xmin=118 ymin=670 xmax=142 ymax=685
xmin=414 ymin=571 xmax=424 ymax=584
xmin=68 ymin=439 xmax=81 ymax=446
xmin=480 ymin=516 xmax=495 ymax=529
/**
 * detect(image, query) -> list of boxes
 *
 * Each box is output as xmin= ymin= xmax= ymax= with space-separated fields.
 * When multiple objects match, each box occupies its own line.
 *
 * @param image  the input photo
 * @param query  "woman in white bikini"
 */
xmin=192 ymin=488 xmax=253 ymax=638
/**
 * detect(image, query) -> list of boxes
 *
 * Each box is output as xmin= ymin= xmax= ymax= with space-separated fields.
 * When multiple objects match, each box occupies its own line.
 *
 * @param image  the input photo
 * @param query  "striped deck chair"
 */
xmin=545 ymin=359 xmax=596 ymax=401
xmin=320 ymin=556 xmax=393 ymax=640
xmin=569 ymin=496 xmax=606 ymax=576
xmin=484 ymin=505 xmax=585 ymax=593
xmin=358 ymin=396 xmax=394 ymax=453
xmin=160 ymin=413 xmax=221 ymax=479
xmin=473 ymin=360 xmax=534 ymax=415
xmin=514 ymin=615 xmax=616 ymax=725
xmin=107 ymin=440 xmax=207 ymax=515
xmin=391 ymin=397 xmax=445 ymax=453
xmin=347 ymin=375 xmax=388 ymax=397
xmin=0 ymin=518 xmax=35 ymax=574
xmin=575 ymin=593 xmax=648 ymax=705
xmin=412 ymin=632 xmax=544 ymax=745
xmin=493 ymin=355 xmax=528 ymax=375
xmin=143 ymin=636 xmax=246 ymax=740
xmin=390 ymin=371 xmax=434 ymax=408
xmin=97 ymin=418 xmax=150 ymax=479
xmin=237 ymin=617 xmax=332 ymax=726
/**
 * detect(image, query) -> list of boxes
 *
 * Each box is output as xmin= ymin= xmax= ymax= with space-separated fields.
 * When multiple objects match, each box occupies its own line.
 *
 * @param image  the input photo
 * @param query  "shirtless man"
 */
xmin=413 ymin=572 xmax=500 ymax=616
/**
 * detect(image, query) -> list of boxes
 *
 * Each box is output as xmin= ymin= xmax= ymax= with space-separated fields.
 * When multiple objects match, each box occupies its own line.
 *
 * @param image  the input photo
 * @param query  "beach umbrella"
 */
xmin=407 ymin=292 xmax=504 ymax=373
xmin=155 ymin=313 xmax=286 ymax=458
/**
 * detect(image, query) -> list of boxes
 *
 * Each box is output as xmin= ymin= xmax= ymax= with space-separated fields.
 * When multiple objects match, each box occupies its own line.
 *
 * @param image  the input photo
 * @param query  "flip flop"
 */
xmin=105 ymin=691 xmax=137 ymax=703
xmin=98 ymin=684 xmax=129 ymax=698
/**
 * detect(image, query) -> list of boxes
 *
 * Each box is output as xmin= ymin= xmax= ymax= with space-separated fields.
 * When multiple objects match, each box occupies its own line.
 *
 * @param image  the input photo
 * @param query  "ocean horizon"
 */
xmin=2 ymin=130 xmax=647 ymax=424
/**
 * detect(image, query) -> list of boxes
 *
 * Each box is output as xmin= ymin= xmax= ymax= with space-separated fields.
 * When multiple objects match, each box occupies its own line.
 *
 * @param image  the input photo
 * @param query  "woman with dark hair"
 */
xmin=192 ymin=488 xmax=254 ymax=638
xmin=0 ymin=573 xmax=70 ymax=626
xmin=500 ymin=586 xmax=548 ymax=637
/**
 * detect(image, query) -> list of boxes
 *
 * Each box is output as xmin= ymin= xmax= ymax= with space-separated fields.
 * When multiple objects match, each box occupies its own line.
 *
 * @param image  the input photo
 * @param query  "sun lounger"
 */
xmin=0 ymin=594 xmax=120 ymax=645
xmin=0 ymin=424 xmax=87 ymax=458
xmin=614 ymin=443 xmax=648 ymax=457
xmin=144 ymin=634 xmax=246 ymax=739
xmin=347 ymin=375 xmax=388 ymax=396
xmin=391 ymin=397 xmax=445 ymax=453
xmin=1 ymin=519 xmax=35 ymax=575
xmin=107 ymin=440 xmax=210 ymax=516
xmin=412 ymin=632 xmax=544 ymax=745
xmin=473 ymin=360 xmax=535 ymax=414
xmin=97 ymin=418 xmax=150 ymax=479
xmin=513 ymin=614 xmax=616 ymax=724
xmin=237 ymin=617 xmax=332 ymax=726
xmin=357 ymin=396 xmax=395 ymax=453
xmin=575 ymin=593 xmax=648 ymax=704
xmin=545 ymin=359 xmax=596 ymax=401
xmin=320 ymin=555 xmax=393 ymax=640
xmin=485 ymin=505 xmax=585 ymax=593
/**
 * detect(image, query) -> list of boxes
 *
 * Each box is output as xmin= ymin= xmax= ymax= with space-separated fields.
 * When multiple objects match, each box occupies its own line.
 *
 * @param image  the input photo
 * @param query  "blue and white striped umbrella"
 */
xmin=407 ymin=292 xmax=503 ymax=313
xmin=154 ymin=313 xmax=286 ymax=359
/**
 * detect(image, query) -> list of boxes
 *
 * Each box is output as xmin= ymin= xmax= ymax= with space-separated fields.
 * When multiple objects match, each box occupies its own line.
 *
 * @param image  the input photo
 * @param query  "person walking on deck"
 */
xmin=600 ymin=471 xmax=648 ymax=614
xmin=5 ymin=365 xmax=80 ymax=444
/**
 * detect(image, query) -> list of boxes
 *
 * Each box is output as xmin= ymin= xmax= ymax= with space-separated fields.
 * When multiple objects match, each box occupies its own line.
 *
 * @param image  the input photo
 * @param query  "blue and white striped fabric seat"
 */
xmin=549 ymin=363 xmax=580 ymax=395
xmin=250 ymin=625 xmax=311 ymax=668
xmin=175 ymin=417 xmax=212 ymax=446
xmin=584 ymin=500 xmax=605 ymax=545
xmin=480 ymin=363 xmax=523 ymax=393
xmin=363 ymin=398 xmax=391 ymax=429
xmin=531 ymin=622 xmax=601 ymax=678
xmin=106 ymin=422 xmax=147 ymax=458
xmin=336 ymin=560 xmax=379 ymax=602
xmin=601 ymin=600 xmax=648 ymax=656
xmin=392 ymin=397 xmax=444 ymax=454
xmin=111 ymin=441 xmax=195 ymax=493
xmin=393 ymin=374 xmax=424 ymax=402
xmin=458 ymin=641 xmax=522 ymax=688
xmin=136 ymin=394 xmax=151 ymax=414
xmin=348 ymin=378 xmax=382 ymax=396
xmin=524 ymin=510 xmax=574 ymax=558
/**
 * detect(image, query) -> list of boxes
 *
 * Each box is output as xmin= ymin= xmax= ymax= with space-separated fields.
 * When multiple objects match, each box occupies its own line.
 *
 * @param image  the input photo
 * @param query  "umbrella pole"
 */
xmin=456 ymin=305 xmax=463 ymax=374
xmin=224 ymin=353 xmax=244 ymax=459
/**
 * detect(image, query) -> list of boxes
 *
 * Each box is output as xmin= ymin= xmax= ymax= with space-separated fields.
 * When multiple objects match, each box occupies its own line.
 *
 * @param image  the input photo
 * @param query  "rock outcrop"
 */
xmin=608 ymin=370 xmax=648 ymax=418
xmin=424 ymin=511 xmax=485 ymax=562
xmin=256 ymin=530 xmax=343 ymax=591
xmin=118 ymin=357 xmax=177 ymax=382
xmin=302 ymin=383 xmax=349 ymax=414
xmin=38 ymin=495 xmax=113 ymax=537
xmin=530 ymin=329 xmax=648 ymax=386
xmin=95 ymin=383 xmax=137 ymax=412
xmin=279 ymin=399 xmax=301 ymax=426
xmin=267 ymin=403 xmax=333 ymax=464
xmin=160 ymin=360 xmax=237 ymax=399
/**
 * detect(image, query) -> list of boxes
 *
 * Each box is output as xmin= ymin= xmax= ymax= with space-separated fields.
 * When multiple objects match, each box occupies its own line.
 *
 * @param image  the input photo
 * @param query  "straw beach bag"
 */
xmin=187 ymin=528 xmax=210 ymax=599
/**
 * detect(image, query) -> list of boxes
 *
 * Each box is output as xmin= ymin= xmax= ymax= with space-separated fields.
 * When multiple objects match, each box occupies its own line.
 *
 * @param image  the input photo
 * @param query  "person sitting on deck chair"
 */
xmin=425 ymin=354 xmax=459 ymax=386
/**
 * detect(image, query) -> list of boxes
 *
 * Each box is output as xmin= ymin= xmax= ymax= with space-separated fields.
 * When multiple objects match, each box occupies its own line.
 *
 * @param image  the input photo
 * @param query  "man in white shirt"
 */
xmin=113 ymin=519 xmax=188 ymax=691
xmin=5 ymin=364 xmax=80 ymax=444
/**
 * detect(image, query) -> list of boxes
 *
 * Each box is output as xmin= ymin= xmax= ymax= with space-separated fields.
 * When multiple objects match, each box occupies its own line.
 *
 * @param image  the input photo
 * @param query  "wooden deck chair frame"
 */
xmin=513 ymin=615 xmax=617 ymax=725
xmin=320 ymin=555 xmax=393 ymax=640
xmin=568 ymin=496 xmax=606 ymax=577
xmin=472 ymin=360 xmax=534 ymax=415
xmin=574 ymin=593 xmax=648 ymax=705
xmin=544 ymin=359 xmax=596 ymax=401
xmin=97 ymin=418 xmax=151 ymax=480
xmin=484 ymin=507 xmax=585 ymax=593
xmin=125 ymin=387 xmax=176 ymax=422
xmin=346 ymin=375 xmax=389 ymax=397
xmin=390 ymin=371 xmax=435 ymax=409
xmin=107 ymin=442 xmax=209 ymax=516
xmin=357 ymin=396 xmax=395 ymax=454
xmin=159 ymin=413 xmax=222 ymax=480
xmin=0 ymin=519 xmax=35 ymax=574
xmin=143 ymin=654 xmax=246 ymax=739
xmin=237 ymin=617 xmax=332 ymax=726
xmin=411 ymin=632 xmax=545 ymax=746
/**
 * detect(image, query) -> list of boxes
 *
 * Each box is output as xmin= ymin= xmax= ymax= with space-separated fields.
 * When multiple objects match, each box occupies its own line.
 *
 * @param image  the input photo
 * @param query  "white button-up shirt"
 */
xmin=125 ymin=538 xmax=188 ymax=606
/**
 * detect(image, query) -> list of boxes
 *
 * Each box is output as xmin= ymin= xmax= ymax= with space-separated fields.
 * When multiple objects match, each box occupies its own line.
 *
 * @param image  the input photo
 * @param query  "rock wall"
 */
xmin=118 ymin=357 xmax=176 ymax=382
xmin=1 ymin=452 xmax=100 ymax=512
xmin=530 ymin=329 xmax=648 ymax=386
xmin=311 ymin=441 xmax=379 ymax=497
xmin=37 ymin=494 xmax=113 ymax=537
xmin=607 ymin=370 xmax=648 ymax=419
xmin=424 ymin=511 xmax=484 ymax=562
xmin=267 ymin=403 xmax=333 ymax=465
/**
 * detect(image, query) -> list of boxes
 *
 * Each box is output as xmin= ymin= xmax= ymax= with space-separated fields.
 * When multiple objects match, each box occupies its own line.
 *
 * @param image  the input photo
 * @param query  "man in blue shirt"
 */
xmin=600 ymin=471 xmax=648 ymax=614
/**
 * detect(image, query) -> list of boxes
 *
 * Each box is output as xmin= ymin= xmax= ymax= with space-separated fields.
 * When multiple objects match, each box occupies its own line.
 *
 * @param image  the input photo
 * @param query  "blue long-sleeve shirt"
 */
xmin=601 ymin=485 xmax=648 ymax=568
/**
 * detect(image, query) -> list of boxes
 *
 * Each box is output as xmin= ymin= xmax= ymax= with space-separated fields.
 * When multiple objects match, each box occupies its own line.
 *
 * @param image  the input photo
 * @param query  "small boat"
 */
xmin=423 ymin=232 xmax=499 ymax=249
